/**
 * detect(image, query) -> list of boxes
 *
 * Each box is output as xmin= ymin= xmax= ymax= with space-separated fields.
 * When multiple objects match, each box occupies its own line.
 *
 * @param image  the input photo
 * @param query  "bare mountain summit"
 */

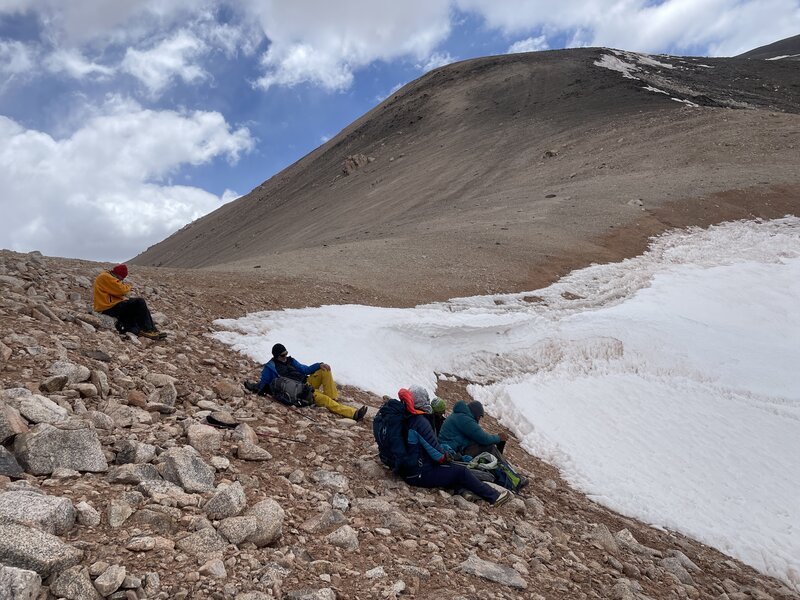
xmin=134 ymin=41 xmax=800 ymax=305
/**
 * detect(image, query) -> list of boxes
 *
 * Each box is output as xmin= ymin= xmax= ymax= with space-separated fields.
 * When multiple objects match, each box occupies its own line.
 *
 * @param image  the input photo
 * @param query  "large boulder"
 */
xmin=49 ymin=360 xmax=90 ymax=383
xmin=0 ymin=490 xmax=75 ymax=535
xmin=159 ymin=446 xmax=215 ymax=493
xmin=187 ymin=423 xmax=223 ymax=455
xmin=0 ymin=565 xmax=41 ymax=600
xmin=115 ymin=439 xmax=157 ymax=464
xmin=50 ymin=565 xmax=101 ymax=600
xmin=203 ymin=482 xmax=246 ymax=520
xmin=12 ymin=393 xmax=69 ymax=424
xmin=0 ymin=404 xmax=29 ymax=443
xmin=0 ymin=447 xmax=24 ymax=477
xmin=245 ymin=499 xmax=285 ymax=547
xmin=0 ymin=520 xmax=83 ymax=577
xmin=13 ymin=423 xmax=108 ymax=474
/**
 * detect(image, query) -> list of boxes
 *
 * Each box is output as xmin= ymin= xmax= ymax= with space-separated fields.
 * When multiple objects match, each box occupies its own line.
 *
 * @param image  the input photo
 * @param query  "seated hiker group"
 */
xmin=92 ymin=265 xmax=525 ymax=506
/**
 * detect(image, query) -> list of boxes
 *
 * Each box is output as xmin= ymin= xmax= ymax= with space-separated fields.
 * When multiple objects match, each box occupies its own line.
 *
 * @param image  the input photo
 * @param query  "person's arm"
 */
xmin=295 ymin=358 xmax=322 ymax=375
xmin=257 ymin=361 xmax=276 ymax=392
xmin=408 ymin=417 xmax=448 ymax=463
xmin=461 ymin=416 xmax=502 ymax=447
xmin=96 ymin=273 xmax=131 ymax=297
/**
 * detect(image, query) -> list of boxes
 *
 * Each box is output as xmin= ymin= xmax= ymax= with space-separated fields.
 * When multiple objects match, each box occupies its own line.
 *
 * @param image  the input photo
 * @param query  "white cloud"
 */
xmin=248 ymin=1 xmax=452 ymax=91
xmin=45 ymin=49 xmax=115 ymax=79
xmin=508 ymin=35 xmax=549 ymax=54
xmin=418 ymin=51 xmax=456 ymax=72
xmin=121 ymin=30 xmax=208 ymax=95
xmin=459 ymin=0 xmax=800 ymax=57
xmin=0 ymin=40 xmax=35 ymax=75
xmin=0 ymin=98 xmax=254 ymax=261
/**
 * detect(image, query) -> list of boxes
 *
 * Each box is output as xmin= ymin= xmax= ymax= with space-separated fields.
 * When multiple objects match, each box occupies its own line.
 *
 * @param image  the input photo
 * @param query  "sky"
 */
xmin=0 ymin=1 xmax=798 ymax=262
xmin=214 ymin=216 xmax=800 ymax=590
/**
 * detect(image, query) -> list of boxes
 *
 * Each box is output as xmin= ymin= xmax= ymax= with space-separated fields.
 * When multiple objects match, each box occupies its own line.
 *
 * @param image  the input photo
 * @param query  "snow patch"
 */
xmin=593 ymin=54 xmax=639 ymax=80
xmin=214 ymin=217 xmax=800 ymax=589
xmin=671 ymin=97 xmax=699 ymax=107
xmin=642 ymin=85 xmax=668 ymax=95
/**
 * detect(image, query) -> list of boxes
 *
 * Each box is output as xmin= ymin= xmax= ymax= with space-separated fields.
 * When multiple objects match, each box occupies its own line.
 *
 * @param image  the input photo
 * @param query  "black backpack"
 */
xmin=270 ymin=376 xmax=315 ymax=407
xmin=373 ymin=399 xmax=416 ymax=473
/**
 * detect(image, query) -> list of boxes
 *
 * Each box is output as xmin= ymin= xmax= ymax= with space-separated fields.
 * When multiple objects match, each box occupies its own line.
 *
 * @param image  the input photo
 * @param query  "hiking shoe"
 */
xmin=353 ymin=405 xmax=368 ymax=422
xmin=518 ymin=476 xmax=530 ymax=490
xmin=492 ymin=489 xmax=511 ymax=507
xmin=139 ymin=330 xmax=166 ymax=340
xmin=243 ymin=381 xmax=261 ymax=394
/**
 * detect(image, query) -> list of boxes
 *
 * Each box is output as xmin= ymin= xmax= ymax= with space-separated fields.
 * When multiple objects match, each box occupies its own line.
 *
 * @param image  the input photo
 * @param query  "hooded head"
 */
xmin=408 ymin=385 xmax=432 ymax=414
xmin=111 ymin=264 xmax=128 ymax=279
xmin=271 ymin=343 xmax=287 ymax=358
xmin=468 ymin=401 xmax=485 ymax=421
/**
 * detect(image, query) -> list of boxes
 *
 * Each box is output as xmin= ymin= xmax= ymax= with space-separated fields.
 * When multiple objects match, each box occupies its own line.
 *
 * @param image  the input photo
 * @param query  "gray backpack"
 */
xmin=270 ymin=376 xmax=314 ymax=407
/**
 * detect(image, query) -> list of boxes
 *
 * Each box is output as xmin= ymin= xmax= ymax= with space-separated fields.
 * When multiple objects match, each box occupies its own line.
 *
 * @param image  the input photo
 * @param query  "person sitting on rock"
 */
xmin=93 ymin=264 xmax=165 ymax=339
xmin=439 ymin=399 xmax=528 ymax=489
xmin=247 ymin=343 xmax=367 ymax=421
xmin=399 ymin=385 xmax=510 ymax=507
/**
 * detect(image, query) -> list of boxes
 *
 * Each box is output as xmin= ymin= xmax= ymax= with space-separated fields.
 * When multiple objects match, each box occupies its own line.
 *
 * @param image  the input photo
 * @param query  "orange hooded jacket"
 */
xmin=93 ymin=271 xmax=131 ymax=312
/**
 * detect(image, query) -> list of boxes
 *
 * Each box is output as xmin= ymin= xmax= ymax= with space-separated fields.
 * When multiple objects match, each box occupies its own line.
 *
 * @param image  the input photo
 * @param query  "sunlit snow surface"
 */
xmin=214 ymin=217 xmax=800 ymax=589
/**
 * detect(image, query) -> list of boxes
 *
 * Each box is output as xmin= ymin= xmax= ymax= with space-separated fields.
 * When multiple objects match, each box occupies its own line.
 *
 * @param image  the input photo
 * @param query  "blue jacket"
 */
xmin=407 ymin=413 xmax=447 ymax=468
xmin=438 ymin=400 xmax=501 ymax=453
xmin=258 ymin=357 xmax=321 ymax=391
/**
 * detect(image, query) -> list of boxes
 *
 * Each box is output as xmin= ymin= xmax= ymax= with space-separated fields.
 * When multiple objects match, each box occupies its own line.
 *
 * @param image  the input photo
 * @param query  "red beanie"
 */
xmin=111 ymin=264 xmax=128 ymax=279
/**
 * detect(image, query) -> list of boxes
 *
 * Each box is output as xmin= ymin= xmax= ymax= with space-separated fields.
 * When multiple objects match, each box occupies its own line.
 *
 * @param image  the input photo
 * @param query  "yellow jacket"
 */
xmin=93 ymin=271 xmax=131 ymax=312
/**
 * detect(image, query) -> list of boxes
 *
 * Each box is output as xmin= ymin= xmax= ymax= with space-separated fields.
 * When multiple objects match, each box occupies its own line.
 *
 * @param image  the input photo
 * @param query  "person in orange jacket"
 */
xmin=93 ymin=264 xmax=165 ymax=339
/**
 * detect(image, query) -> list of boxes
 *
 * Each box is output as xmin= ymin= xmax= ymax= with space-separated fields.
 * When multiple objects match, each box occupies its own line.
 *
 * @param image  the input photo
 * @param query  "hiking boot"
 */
xmin=353 ymin=405 xmax=368 ymax=422
xmin=243 ymin=381 xmax=261 ymax=394
xmin=492 ymin=489 xmax=511 ymax=507
xmin=140 ymin=330 xmax=166 ymax=340
xmin=518 ymin=476 xmax=530 ymax=490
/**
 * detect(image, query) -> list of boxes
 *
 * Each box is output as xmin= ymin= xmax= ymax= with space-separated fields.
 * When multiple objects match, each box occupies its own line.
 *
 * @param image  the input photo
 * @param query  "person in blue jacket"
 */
xmin=440 ymin=400 xmax=508 ymax=459
xmin=249 ymin=343 xmax=367 ymax=421
xmin=398 ymin=386 xmax=509 ymax=507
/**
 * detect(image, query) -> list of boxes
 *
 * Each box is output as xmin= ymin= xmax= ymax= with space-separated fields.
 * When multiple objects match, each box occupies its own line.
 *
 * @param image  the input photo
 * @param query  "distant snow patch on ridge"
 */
xmin=671 ymin=97 xmax=699 ymax=107
xmin=593 ymin=53 xmax=640 ymax=79
xmin=642 ymin=85 xmax=668 ymax=94
xmin=766 ymin=54 xmax=800 ymax=60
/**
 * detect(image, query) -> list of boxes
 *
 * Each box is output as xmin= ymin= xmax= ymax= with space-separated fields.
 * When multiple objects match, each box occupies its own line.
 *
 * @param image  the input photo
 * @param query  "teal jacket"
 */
xmin=438 ymin=400 xmax=501 ymax=453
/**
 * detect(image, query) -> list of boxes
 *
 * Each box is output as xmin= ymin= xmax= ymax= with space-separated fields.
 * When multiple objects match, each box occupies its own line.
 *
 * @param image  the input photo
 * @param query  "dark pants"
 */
xmin=103 ymin=298 xmax=155 ymax=334
xmin=404 ymin=463 xmax=500 ymax=503
xmin=465 ymin=441 xmax=506 ymax=462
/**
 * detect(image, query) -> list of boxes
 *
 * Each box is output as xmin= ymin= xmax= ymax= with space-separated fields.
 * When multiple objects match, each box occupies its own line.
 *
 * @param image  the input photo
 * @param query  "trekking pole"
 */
xmin=257 ymin=432 xmax=313 ymax=446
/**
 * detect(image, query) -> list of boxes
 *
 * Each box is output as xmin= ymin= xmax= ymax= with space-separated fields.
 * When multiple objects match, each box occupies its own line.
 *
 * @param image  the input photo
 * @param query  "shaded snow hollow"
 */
xmin=215 ymin=217 xmax=800 ymax=590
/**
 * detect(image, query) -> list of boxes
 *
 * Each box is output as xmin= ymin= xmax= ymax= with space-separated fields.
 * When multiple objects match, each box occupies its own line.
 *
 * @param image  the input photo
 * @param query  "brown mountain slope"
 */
xmin=133 ymin=46 xmax=800 ymax=305
xmin=736 ymin=33 xmax=800 ymax=60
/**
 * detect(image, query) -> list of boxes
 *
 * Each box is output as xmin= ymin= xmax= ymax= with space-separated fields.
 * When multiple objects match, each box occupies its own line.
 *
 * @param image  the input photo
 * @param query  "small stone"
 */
xmin=94 ymin=565 xmax=126 ymax=596
xmin=199 ymin=558 xmax=227 ymax=579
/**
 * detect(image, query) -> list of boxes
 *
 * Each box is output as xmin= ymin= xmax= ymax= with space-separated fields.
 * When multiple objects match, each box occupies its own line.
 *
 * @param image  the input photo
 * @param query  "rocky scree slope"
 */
xmin=131 ymin=45 xmax=800 ymax=304
xmin=1 ymin=249 xmax=798 ymax=600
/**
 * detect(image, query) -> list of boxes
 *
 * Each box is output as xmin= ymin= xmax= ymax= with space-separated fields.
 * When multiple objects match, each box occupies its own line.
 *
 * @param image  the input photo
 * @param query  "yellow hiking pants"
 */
xmin=307 ymin=369 xmax=355 ymax=419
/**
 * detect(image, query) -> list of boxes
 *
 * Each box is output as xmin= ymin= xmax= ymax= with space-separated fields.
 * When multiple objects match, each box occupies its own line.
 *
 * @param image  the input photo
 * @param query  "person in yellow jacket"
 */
xmin=93 ymin=264 xmax=165 ymax=339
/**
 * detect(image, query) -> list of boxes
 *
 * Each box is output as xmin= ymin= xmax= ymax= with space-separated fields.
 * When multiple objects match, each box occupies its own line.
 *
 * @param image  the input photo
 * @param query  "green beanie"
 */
xmin=430 ymin=397 xmax=446 ymax=414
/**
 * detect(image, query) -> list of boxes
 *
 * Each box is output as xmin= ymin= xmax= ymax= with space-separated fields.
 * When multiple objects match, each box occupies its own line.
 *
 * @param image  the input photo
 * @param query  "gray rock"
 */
xmin=90 ymin=370 xmax=110 ymax=397
xmin=245 ymin=498 xmax=285 ymax=547
xmin=187 ymin=423 xmax=223 ymax=454
xmin=75 ymin=501 xmax=101 ymax=527
xmin=311 ymin=470 xmax=349 ymax=493
xmin=591 ymin=523 xmax=620 ymax=554
xmin=615 ymin=529 xmax=662 ymax=557
xmin=50 ymin=565 xmax=101 ymax=600
xmin=283 ymin=589 xmax=336 ymax=600
xmin=0 ymin=490 xmax=75 ymax=535
xmin=236 ymin=441 xmax=272 ymax=461
xmin=39 ymin=375 xmax=68 ymax=393
xmin=236 ymin=593 xmax=271 ymax=600
xmin=0 ymin=404 xmax=28 ymax=443
xmin=459 ymin=554 xmax=528 ymax=589
xmin=0 ymin=446 xmax=24 ymax=477
xmin=49 ymin=360 xmax=90 ymax=383
xmin=0 ymin=565 xmax=41 ymax=600
xmin=0 ymin=520 xmax=82 ymax=577
xmin=159 ymin=446 xmax=215 ymax=493
xmin=175 ymin=527 xmax=228 ymax=556
xmin=143 ymin=572 xmax=161 ymax=597
xmin=217 ymin=515 xmax=259 ymax=545
xmin=198 ymin=558 xmax=227 ymax=579
xmin=325 ymin=524 xmax=359 ymax=550
xmin=107 ymin=498 xmax=134 ymax=528
xmin=147 ymin=382 xmax=177 ymax=409
xmin=660 ymin=556 xmax=695 ymax=585
xmin=12 ymin=393 xmax=69 ymax=424
xmin=115 ymin=439 xmax=157 ymax=464
xmin=232 ymin=423 xmax=258 ymax=445
xmin=94 ymin=564 xmax=126 ymax=596
xmin=204 ymin=482 xmax=247 ymax=520
xmin=108 ymin=463 xmax=161 ymax=484
xmin=301 ymin=509 xmax=347 ymax=534
xmin=13 ymin=423 xmax=108 ymax=474
xmin=136 ymin=480 xmax=200 ymax=507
